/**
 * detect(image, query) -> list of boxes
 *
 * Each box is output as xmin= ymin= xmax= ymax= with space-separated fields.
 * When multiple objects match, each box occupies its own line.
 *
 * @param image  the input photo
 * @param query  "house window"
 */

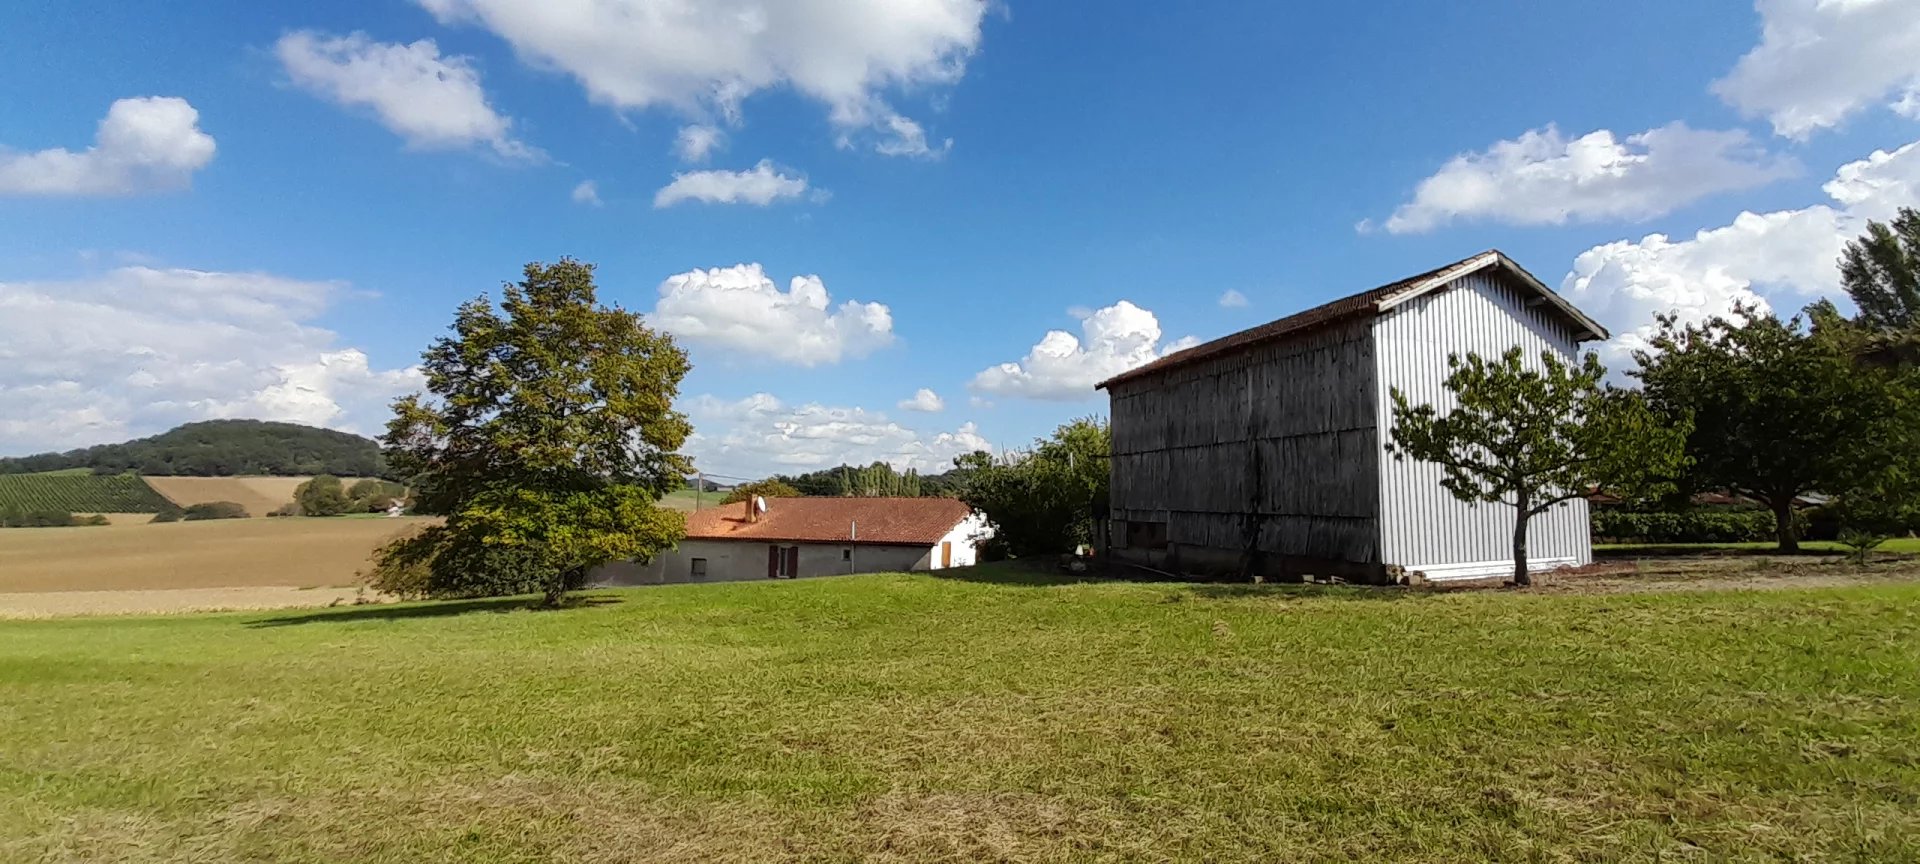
xmin=690 ymin=558 xmax=708 ymax=580
xmin=842 ymin=548 xmax=852 ymax=561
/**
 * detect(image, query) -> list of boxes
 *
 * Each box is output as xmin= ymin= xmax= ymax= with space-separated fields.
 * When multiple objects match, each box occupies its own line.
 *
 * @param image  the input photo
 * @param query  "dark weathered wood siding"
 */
xmin=1107 ymin=316 xmax=1380 ymax=567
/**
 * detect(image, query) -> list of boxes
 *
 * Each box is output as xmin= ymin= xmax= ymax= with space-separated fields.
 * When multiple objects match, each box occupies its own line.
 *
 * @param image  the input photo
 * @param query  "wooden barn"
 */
xmin=1097 ymin=251 xmax=1610 ymax=583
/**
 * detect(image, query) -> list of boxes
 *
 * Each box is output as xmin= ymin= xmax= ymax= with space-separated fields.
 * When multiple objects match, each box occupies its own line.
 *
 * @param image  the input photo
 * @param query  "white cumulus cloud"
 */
xmin=683 ymin=392 xmax=987 ymax=477
xmin=1381 ymin=123 xmax=1796 ymax=234
xmin=653 ymin=159 xmax=809 ymax=208
xmin=1218 ymin=289 xmax=1249 ymax=308
xmin=571 ymin=180 xmax=602 ymax=206
xmin=276 ymin=30 xmax=535 ymax=159
xmin=971 ymin=301 xmax=1197 ymax=401
xmin=0 ymin=97 xmax=216 ymax=197
xmin=413 ymin=0 xmax=985 ymax=155
xmin=649 ymin=264 xmax=893 ymax=366
xmin=871 ymin=113 xmax=950 ymax=159
xmin=899 ymin=388 xmax=945 ymax=412
xmin=0 ymin=265 xmax=421 ymax=454
xmin=1713 ymin=0 xmax=1920 ymax=138
xmin=674 ymin=124 xmax=724 ymax=162
xmin=1564 ymin=137 xmax=1920 ymax=366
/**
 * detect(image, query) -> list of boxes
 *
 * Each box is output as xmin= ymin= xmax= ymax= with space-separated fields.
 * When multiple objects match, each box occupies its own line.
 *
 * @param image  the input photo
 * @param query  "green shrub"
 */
xmin=150 ymin=506 xmax=184 ymax=524
xmin=266 ymin=502 xmax=301 ymax=518
xmin=346 ymin=479 xmax=407 ymax=513
xmin=364 ymin=523 xmax=577 ymax=600
xmin=1591 ymin=508 xmax=1791 ymax=544
xmin=295 ymin=475 xmax=351 ymax=517
xmin=0 ymin=509 xmax=113 ymax=528
xmin=182 ymin=501 xmax=248 ymax=521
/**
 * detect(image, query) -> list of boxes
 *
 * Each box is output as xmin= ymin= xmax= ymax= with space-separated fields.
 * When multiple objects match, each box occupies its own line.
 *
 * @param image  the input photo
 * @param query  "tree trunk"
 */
xmin=1512 ymin=498 xmax=1532 ymax=587
xmin=1772 ymin=497 xmax=1799 ymax=553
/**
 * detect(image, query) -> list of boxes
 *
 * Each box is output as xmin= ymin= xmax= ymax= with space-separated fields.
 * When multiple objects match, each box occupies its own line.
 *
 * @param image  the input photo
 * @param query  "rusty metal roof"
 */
xmin=1096 ymin=251 xmax=1606 ymax=390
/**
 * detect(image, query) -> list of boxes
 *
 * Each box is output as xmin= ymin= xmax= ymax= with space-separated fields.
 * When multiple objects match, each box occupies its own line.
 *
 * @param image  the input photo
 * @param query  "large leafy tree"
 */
xmin=958 ymin=417 xmax=1110 ymax=557
xmin=380 ymin=259 xmax=691 ymax=604
xmin=1634 ymin=306 xmax=1911 ymax=552
xmin=1842 ymin=207 xmax=1920 ymax=332
xmin=1389 ymin=348 xmax=1686 ymax=586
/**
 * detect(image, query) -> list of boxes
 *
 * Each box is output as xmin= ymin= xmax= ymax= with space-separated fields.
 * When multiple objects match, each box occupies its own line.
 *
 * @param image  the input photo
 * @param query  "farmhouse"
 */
xmin=1098 ymin=250 xmax=1609 ymax=583
xmin=590 ymin=496 xmax=989 ymax=586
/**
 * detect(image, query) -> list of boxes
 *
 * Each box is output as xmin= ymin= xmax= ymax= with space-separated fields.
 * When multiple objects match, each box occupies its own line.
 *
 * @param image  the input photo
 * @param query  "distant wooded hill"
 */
xmin=0 ymin=420 xmax=386 ymax=477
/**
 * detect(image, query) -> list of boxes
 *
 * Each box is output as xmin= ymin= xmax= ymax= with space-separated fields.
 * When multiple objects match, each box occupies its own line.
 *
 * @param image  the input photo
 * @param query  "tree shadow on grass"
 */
xmin=932 ymin=562 xmax=1418 ymax=600
xmin=1593 ymin=545 xmax=1838 ymax=560
xmin=248 ymin=595 xmax=622 ymax=628
xmin=1183 ymin=583 xmax=1419 ymax=602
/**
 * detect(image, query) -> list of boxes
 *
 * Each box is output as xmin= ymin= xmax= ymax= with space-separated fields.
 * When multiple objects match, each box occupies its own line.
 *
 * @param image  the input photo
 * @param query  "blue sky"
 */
xmin=2 ymin=0 xmax=1918 ymax=478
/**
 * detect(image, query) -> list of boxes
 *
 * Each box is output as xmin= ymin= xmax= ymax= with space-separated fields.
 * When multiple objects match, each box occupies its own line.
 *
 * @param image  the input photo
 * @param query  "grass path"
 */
xmin=2 ymin=568 xmax=1917 ymax=861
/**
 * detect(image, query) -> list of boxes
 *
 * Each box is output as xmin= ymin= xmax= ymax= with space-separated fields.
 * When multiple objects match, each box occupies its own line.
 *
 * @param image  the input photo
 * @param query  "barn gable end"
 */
xmin=1373 ymin=269 xmax=1594 ymax=579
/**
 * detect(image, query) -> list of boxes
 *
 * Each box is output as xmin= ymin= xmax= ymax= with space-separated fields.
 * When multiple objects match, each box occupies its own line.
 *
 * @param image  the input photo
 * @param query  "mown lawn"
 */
xmin=2 ymin=568 xmax=1917 ymax=862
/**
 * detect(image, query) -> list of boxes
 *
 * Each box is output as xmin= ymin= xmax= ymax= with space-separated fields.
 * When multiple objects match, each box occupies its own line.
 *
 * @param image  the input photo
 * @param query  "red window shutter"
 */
xmin=767 ymin=545 xmax=779 ymax=578
xmin=787 ymin=546 xmax=800 ymax=577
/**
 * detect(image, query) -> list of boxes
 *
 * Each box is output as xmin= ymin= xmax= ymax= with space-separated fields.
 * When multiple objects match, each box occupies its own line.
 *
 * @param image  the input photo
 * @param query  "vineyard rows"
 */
xmin=0 ymin=473 xmax=172 ymax=513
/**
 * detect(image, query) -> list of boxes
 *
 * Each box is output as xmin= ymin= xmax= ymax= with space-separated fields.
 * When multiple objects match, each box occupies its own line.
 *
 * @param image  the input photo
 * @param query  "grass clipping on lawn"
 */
xmin=0 ymin=567 xmax=1916 ymax=862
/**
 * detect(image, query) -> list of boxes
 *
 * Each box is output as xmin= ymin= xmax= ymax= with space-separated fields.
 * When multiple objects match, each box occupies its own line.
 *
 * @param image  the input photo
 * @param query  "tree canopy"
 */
xmin=1842 ymin=206 xmax=1920 ymax=333
xmin=773 ymin=462 xmax=955 ymax=497
xmin=1633 ymin=306 xmax=1915 ymax=551
xmin=0 ymin=420 xmax=383 ymax=477
xmin=376 ymin=259 xmax=691 ymax=604
xmin=1390 ymin=348 xmax=1686 ymax=585
xmin=294 ymin=475 xmax=352 ymax=517
xmin=958 ymin=418 xmax=1109 ymax=558
xmin=720 ymin=479 xmax=802 ymax=505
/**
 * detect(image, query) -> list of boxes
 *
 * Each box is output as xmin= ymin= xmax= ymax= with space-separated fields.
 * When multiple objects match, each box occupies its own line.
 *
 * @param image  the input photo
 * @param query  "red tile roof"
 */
xmin=683 ymin=496 xmax=974 ymax=546
xmin=1096 ymin=251 xmax=1605 ymax=390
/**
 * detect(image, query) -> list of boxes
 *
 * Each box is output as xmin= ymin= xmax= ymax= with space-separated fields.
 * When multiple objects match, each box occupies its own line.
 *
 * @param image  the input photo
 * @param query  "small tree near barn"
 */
xmin=1388 ymin=348 xmax=1686 ymax=586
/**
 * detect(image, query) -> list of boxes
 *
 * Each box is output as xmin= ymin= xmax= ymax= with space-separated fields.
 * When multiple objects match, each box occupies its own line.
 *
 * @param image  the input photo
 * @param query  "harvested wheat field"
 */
xmin=141 ymin=476 xmax=377 ymax=516
xmin=0 ymin=516 xmax=435 ymax=597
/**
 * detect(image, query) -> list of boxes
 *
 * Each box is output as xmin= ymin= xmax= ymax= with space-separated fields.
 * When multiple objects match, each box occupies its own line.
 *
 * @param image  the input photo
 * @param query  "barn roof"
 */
xmin=1096 ymin=251 xmax=1608 ymax=390
xmin=683 ymin=496 xmax=974 ymax=546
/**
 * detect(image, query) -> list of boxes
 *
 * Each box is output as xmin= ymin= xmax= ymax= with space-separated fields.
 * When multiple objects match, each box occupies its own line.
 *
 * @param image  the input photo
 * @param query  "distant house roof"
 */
xmin=1097 ymin=250 xmax=1609 ymax=390
xmin=683 ymin=496 xmax=974 ymax=546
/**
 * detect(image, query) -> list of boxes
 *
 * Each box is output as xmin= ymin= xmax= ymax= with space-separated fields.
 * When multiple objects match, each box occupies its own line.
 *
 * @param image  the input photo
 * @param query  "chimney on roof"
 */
xmin=743 ymin=495 xmax=754 ymax=523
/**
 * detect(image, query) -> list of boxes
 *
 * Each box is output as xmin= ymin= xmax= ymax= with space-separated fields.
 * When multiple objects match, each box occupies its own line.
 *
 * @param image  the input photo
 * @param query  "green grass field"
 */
xmin=2 ymin=569 xmax=1916 ymax=861
xmin=659 ymin=486 xmax=721 ymax=511
xmin=0 ymin=472 xmax=171 ymax=513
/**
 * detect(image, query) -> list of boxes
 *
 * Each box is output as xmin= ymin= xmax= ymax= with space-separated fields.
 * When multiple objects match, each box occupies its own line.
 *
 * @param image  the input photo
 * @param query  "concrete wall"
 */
xmin=1372 ymin=270 xmax=1595 ymax=580
xmin=931 ymin=512 xmax=992 ymax=568
xmin=587 ymin=517 xmax=989 ymax=588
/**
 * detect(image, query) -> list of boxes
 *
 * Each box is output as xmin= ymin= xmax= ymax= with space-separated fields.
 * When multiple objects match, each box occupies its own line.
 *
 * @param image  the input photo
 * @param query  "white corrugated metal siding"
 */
xmin=1373 ymin=271 xmax=1594 ymax=579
